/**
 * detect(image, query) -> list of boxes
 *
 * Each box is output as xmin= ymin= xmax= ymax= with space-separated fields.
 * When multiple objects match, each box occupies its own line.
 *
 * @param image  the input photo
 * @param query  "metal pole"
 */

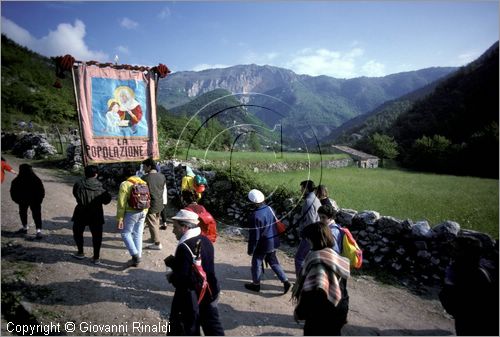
xmin=280 ymin=123 xmax=283 ymax=158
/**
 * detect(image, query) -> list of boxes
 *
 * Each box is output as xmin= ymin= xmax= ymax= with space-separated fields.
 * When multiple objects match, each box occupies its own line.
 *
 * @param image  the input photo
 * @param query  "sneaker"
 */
xmin=71 ymin=252 xmax=85 ymax=260
xmin=35 ymin=232 xmax=43 ymax=239
xmin=146 ymin=243 xmax=162 ymax=250
xmin=244 ymin=283 xmax=261 ymax=292
xmin=283 ymin=281 xmax=291 ymax=294
xmin=159 ymin=224 xmax=168 ymax=230
xmin=91 ymin=258 xmax=103 ymax=266
xmin=127 ymin=255 xmax=141 ymax=267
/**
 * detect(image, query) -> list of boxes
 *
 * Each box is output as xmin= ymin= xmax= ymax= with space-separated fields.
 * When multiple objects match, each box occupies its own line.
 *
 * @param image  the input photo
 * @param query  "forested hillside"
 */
xmin=1 ymin=35 xmax=76 ymax=129
xmin=350 ymin=42 xmax=499 ymax=178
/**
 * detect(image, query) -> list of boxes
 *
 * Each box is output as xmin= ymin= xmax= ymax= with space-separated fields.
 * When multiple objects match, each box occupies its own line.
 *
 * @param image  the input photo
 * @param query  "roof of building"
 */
xmin=331 ymin=145 xmax=379 ymax=160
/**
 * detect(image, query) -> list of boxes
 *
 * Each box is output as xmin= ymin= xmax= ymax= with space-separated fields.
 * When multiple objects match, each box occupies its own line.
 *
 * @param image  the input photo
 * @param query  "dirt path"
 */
xmin=1 ymin=155 xmax=455 ymax=336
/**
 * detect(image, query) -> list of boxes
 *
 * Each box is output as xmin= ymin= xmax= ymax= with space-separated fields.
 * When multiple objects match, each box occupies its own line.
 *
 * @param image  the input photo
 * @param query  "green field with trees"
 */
xmin=252 ymin=167 xmax=499 ymax=238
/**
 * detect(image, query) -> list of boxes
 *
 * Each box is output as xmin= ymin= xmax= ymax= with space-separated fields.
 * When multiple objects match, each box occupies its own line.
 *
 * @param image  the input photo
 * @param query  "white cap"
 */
xmin=248 ymin=189 xmax=265 ymax=203
xmin=172 ymin=209 xmax=199 ymax=226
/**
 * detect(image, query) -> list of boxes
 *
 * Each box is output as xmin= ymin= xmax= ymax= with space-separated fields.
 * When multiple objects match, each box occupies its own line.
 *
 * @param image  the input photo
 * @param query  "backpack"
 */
xmin=340 ymin=227 xmax=363 ymax=269
xmin=182 ymin=239 xmax=213 ymax=304
xmin=127 ymin=179 xmax=151 ymax=210
xmin=185 ymin=205 xmax=217 ymax=243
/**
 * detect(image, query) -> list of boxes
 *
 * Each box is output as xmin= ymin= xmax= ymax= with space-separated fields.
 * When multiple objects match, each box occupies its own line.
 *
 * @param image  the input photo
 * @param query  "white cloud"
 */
xmin=116 ymin=45 xmax=129 ymax=54
xmin=362 ymin=60 xmax=386 ymax=77
xmin=192 ymin=63 xmax=230 ymax=71
xmin=1 ymin=16 xmax=34 ymax=46
xmin=158 ymin=7 xmax=171 ymax=20
xmin=285 ymin=47 xmax=385 ymax=78
xmin=120 ymin=17 xmax=138 ymax=29
xmin=1 ymin=17 xmax=108 ymax=61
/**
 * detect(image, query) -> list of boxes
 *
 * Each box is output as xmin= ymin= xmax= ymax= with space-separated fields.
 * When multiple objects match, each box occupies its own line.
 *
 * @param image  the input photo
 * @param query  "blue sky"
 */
xmin=1 ymin=1 xmax=498 ymax=78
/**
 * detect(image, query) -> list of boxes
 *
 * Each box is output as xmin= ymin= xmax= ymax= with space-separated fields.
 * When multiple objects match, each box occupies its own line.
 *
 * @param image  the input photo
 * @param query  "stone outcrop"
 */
xmin=7 ymin=133 xmax=58 ymax=159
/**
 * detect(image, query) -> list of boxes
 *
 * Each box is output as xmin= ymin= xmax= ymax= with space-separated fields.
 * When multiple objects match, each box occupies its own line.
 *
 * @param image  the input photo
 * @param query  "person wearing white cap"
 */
xmin=166 ymin=209 xmax=225 ymax=336
xmin=245 ymin=189 xmax=291 ymax=294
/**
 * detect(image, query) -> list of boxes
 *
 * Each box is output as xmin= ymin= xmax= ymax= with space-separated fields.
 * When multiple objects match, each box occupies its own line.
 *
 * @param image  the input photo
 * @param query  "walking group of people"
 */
xmin=3 ymin=154 xmax=495 ymax=336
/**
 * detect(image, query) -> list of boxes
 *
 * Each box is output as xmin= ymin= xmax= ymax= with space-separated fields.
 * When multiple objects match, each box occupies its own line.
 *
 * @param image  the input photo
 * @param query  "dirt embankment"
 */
xmin=1 ymin=155 xmax=454 ymax=336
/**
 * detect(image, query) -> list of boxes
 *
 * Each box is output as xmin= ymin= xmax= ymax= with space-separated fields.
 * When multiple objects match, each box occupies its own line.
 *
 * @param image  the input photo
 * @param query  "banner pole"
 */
xmin=71 ymin=65 xmax=88 ymax=167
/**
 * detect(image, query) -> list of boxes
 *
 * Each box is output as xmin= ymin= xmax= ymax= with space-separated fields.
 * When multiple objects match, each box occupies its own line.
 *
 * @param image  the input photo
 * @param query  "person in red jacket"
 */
xmin=1 ymin=156 xmax=17 ymax=183
xmin=181 ymin=190 xmax=217 ymax=243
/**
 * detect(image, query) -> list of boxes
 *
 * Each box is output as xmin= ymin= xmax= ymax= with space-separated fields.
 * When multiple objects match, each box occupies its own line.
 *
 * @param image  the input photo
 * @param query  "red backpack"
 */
xmin=127 ymin=179 xmax=151 ymax=210
xmin=182 ymin=240 xmax=213 ymax=304
xmin=185 ymin=205 xmax=217 ymax=243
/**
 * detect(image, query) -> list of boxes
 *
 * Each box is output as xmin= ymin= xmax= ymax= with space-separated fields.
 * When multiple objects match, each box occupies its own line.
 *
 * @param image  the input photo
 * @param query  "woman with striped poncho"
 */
xmin=292 ymin=221 xmax=351 ymax=336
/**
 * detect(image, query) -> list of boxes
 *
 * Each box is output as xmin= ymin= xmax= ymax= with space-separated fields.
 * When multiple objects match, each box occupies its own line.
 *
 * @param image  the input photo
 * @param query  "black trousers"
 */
xmin=169 ymin=291 xmax=225 ymax=336
xmin=160 ymin=204 xmax=168 ymax=224
xmin=72 ymin=222 xmax=103 ymax=259
xmin=19 ymin=203 xmax=42 ymax=229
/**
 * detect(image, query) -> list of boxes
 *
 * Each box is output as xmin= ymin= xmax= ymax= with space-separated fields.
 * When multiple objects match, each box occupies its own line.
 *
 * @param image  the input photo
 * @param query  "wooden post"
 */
xmin=71 ymin=65 xmax=87 ymax=167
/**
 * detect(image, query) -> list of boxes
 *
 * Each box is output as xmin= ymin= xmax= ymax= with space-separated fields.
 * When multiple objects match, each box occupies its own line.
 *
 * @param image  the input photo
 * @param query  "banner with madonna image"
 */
xmin=76 ymin=64 xmax=159 ymax=164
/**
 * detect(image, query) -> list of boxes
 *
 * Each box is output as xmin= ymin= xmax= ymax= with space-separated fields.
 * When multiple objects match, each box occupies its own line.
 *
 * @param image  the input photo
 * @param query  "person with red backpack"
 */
xmin=182 ymin=190 xmax=217 ymax=243
xmin=117 ymin=165 xmax=149 ymax=268
xmin=166 ymin=209 xmax=224 ymax=336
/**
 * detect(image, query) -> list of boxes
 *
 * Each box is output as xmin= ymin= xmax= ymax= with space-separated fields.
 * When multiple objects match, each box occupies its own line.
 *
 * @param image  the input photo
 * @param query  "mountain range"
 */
xmin=158 ymin=64 xmax=456 ymax=144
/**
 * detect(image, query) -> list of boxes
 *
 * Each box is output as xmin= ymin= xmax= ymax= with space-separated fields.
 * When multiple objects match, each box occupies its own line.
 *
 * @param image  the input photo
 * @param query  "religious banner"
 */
xmin=76 ymin=64 xmax=159 ymax=164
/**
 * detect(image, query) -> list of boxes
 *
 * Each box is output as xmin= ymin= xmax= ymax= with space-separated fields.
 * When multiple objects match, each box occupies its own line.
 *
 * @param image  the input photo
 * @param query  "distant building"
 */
xmin=332 ymin=145 xmax=379 ymax=168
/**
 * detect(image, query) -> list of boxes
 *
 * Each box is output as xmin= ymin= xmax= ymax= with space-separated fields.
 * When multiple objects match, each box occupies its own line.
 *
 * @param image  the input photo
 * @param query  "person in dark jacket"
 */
xmin=166 ymin=209 xmax=224 ymax=336
xmin=10 ymin=163 xmax=45 ymax=238
xmin=142 ymin=158 xmax=166 ymax=250
xmin=244 ymin=189 xmax=291 ymax=294
xmin=439 ymin=236 xmax=499 ymax=336
xmin=71 ymin=165 xmax=112 ymax=264
xmin=294 ymin=180 xmax=321 ymax=277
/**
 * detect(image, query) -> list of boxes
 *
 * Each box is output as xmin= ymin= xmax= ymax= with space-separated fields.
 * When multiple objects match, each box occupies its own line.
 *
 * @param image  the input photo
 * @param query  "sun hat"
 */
xmin=172 ymin=209 xmax=199 ymax=226
xmin=248 ymin=189 xmax=265 ymax=204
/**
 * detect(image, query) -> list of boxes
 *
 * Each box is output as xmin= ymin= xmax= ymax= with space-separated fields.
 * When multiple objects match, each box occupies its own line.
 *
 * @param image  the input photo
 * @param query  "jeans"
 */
xmin=251 ymin=251 xmax=288 ymax=284
xmin=294 ymin=238 xmax=311 ymax=278
xmin=19 ymin=203 xmax=42 ymax=229
xmin=121 ymin=211 xmax=146 ymax=257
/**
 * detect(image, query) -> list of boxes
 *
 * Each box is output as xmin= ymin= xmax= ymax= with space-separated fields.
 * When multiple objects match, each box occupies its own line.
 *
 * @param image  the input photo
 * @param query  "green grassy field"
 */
xmin=181 ymin=149 xmax=350 ymax=162
xmin=255 ymin=167 xmax=499 ymax=238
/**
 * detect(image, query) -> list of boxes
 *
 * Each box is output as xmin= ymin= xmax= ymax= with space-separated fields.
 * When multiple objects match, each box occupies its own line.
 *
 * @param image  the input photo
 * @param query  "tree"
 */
xmin=409 ymin=134 xmax=452 ymax=172
xmin=248 ymin=132 xmax=261 ymax=152
xmin=369 ymin=133 xmax=398 ymax=167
